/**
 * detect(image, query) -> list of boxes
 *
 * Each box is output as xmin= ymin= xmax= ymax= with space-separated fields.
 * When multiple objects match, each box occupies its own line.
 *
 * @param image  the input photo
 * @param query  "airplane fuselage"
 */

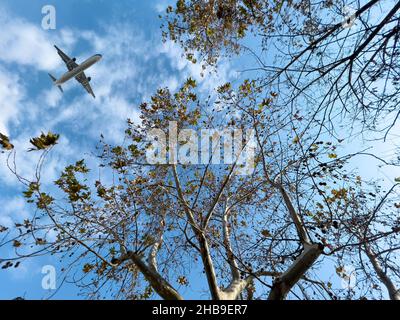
xmin=55 ymin=54 xmax=102 ymax=85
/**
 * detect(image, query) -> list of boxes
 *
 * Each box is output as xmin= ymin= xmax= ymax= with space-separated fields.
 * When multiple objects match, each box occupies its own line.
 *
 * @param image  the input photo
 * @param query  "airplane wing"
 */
xmin=54 ymin=45 xmax=78 ymax=71
xmin=75 ymin=71 xmax=96 ymax=98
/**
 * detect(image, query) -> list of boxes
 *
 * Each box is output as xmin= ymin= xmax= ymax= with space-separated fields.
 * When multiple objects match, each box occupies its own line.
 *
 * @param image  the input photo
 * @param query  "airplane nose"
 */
xmin=96 ymin=54 xmax=102 ymax=60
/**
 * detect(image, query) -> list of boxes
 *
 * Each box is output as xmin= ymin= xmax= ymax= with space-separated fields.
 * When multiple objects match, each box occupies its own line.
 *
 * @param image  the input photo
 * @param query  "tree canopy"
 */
xmin=1 ymin=0 xmax=400 ymax=300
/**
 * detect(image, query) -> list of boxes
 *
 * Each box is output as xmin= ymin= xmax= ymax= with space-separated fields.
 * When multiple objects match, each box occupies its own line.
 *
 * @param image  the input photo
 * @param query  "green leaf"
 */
xmin=261 ymin=229 xmax=272 ymax=237
xmin=13 ymin=240 xmax=22 ymax=248
xmin=29 ymin=131 xmax=60 ymax=151
xmin=0 ymin=133 xmax=14 ymax=150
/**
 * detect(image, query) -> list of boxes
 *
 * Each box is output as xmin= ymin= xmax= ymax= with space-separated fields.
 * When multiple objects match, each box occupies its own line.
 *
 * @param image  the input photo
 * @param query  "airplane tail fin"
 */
xmin=48 ymin=73 xmax=63 ymax=93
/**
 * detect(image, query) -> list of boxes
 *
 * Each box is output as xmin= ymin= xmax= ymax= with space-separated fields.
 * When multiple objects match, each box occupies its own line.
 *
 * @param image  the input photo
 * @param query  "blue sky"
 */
xmin=0 ymin=0 xmax=238 ymax=300
xmin=0 ymin=0 xmax=399 ymax=300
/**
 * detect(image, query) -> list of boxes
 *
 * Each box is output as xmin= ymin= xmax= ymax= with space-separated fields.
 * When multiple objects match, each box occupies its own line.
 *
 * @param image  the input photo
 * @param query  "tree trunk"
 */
xmin=268 ymin=243 xmax=323 ymax=300
xmin=128 ymin=252 xmax=183 ymax=300
xmin=364 ymin=245 xmax=400 ymax=300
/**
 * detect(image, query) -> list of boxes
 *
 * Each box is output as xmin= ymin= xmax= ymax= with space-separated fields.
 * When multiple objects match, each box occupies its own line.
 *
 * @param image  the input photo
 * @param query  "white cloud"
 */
xmin=0 ymin=66 xmax=25 ymax=135
xmin=0 ymin=2 xmax=239 ymax=292
xmin=158 ymin=40 xmax=234 ymax=93
xmin=0 ymin=8 xmax=233 ymax=192
xmin=154 ymin=0 xmax=174 ymax=14
xmin=0 ymin=134 xmax=77 ymax=188
xmin=0 ymin=196 xmax=30 ymax=228
xmin=0 ymin=10 xmax=72 ymax=71
xmin=42 ymin=88 xmax=63 ymax=108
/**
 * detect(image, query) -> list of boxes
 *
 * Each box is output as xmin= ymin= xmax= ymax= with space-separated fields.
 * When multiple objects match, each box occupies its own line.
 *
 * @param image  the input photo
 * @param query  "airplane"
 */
xmin=49 ymin=45 xmax=102 ymax=98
